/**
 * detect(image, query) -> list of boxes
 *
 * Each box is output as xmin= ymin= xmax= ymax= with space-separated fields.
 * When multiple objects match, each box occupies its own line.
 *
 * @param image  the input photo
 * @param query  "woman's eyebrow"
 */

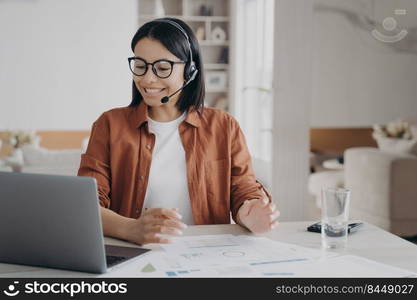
xmin=133 ymin=56 xmax=173 ymax=62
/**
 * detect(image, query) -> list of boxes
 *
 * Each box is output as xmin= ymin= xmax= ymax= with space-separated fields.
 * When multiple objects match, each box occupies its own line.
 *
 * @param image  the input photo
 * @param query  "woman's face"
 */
xmin=133 ymin=37 xmax=186 ymax=108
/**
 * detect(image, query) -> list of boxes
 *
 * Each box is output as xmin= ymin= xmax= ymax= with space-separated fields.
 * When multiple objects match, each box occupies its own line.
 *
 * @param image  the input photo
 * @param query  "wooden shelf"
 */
xmin=138 ymin=0 xmax=233 ymax=113
xmin=204 ymin=63 xmax=228 ymax=70
xmin=139 ymin=15 xmax=230 ymax=22
xmin=199 ymin=40 xmax=229 ymax=46
xmin=206 ymin=88 xmax=228 ymax=93
xmin=181 ymin=16 xmax=230 ymax=22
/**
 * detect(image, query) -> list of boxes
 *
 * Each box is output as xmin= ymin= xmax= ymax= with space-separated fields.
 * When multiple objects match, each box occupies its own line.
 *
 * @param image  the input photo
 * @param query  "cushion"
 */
xmin=81 ymin=137 xmax=90 ymax=153
xmin=21 ymin=145 xmax=82 ymax=167
xmin=308 ymin=170 xmax=344 ymax=208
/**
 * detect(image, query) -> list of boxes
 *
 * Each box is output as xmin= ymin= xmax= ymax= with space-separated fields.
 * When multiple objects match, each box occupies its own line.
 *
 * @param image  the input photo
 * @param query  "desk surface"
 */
xmin=1 ymin=221 xmax=416 ymax=277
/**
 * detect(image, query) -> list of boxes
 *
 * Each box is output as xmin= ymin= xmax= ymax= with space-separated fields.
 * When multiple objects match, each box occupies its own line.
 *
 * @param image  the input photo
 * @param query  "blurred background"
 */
xmin=0 ymin=0 xmax=416 ymax=237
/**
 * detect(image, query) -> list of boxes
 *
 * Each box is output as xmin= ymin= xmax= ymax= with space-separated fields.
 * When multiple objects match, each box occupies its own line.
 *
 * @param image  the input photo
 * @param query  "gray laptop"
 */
xmin=0 ymin=171 xmax=150 ymax=274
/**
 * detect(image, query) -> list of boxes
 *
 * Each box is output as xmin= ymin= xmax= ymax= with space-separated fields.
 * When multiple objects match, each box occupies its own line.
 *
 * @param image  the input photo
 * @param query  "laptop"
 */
xmin=0 ymin=171 xmax=150 ymax=274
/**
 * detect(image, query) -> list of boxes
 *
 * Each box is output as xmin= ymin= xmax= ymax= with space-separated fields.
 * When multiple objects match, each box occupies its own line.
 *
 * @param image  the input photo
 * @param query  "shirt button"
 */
xmin=140 ymin=176 xmax=144 ymax=180
xmin=146 ymin=145 xmax=151 ymax=150
xmin=135 ymin=209 xmax=139 ymax=214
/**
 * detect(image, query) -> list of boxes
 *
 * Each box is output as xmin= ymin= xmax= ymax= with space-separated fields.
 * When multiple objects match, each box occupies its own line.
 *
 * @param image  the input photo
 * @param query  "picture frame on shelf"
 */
xmin=195 ymin=26 xmax=205 ymax=41
xmin=205 ymin=71 xmax=227 ymax=91
xmin=199 ymin=4 xmax=213 ymax=16
xmin=218 ymin=47 xmax=228 ymax=63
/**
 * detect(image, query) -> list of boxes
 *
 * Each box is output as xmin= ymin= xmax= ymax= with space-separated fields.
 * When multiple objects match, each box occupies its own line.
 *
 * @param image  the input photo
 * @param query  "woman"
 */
xmin=78 ymin=18 xmax=279 ymax=245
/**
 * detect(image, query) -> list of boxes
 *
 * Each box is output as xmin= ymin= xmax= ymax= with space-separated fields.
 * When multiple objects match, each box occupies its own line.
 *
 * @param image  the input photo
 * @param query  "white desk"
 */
xmin=1 ymin=221 xmax=416 ymax=277
xmin=322 ymin=159 xmax=344 ymax=170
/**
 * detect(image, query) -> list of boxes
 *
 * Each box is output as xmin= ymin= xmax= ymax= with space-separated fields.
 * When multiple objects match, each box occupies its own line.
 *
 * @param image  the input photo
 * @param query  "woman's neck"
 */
xmin=148 ymin=105 xmax=182 ymax=122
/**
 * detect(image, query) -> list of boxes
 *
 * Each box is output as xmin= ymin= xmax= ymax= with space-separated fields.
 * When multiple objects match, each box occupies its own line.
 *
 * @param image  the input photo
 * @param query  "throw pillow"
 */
xmin=21 ymin=145 xmax=82 ymax=167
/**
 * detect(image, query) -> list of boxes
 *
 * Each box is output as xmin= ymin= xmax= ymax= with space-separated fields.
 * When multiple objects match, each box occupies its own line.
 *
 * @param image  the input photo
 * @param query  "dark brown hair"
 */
xmin=129 ymin=17 xmax=205 ymax=113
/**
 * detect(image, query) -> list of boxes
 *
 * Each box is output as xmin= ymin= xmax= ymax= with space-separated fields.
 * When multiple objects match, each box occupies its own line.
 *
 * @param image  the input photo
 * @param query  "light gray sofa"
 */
xmin=2 ymin=144 xmax=83 ymax=176
xmin=344 ymin=147 xmax=417 ymax=237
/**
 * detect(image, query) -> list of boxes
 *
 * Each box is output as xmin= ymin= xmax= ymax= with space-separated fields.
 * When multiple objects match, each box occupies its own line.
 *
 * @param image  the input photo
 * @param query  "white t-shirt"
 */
xmin=142 ymin=112 xmax=194 ymax=225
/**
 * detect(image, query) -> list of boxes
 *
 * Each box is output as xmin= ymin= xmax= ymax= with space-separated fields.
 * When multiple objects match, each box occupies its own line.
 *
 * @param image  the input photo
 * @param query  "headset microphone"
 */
xmin=160 ymin=96 xmax=170 ymax=104
xmin=160 ymin=69 xmax=198 ymax=104
xmin=152 ymin=18 xmax=199 ymax=104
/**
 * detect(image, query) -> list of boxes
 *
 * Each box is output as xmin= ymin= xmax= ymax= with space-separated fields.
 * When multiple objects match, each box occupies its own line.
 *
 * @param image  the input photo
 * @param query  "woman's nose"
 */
xmin=142 ymin=65 xmax=158 ymax=83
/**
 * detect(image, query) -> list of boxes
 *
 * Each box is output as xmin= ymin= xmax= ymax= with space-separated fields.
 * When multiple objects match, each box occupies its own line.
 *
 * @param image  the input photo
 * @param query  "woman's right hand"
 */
xmin=123 ymin=208 xmax=187 ymax=245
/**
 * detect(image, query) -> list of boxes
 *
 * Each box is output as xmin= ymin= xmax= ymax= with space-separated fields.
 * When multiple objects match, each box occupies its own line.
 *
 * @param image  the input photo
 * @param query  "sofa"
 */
xmin=1 ymin=138 xmax=89 ymax=176
xmin=344 ymin=147 xmax=417 ymax=237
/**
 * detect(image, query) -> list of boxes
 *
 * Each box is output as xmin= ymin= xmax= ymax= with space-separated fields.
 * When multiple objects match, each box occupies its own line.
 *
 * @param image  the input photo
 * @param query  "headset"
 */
xmin=154 ymin=18 xmax=198 ymax=82
xmin=147 ymin=19 xmax=199 ymax=103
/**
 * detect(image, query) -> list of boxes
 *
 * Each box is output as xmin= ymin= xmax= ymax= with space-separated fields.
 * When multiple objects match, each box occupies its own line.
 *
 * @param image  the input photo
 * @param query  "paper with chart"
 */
xmin=257 ymin=254 xmax=417 ymax=278
xmin=116 ymin=234 xmax=335 ymax=277
xmin=106 ymin=234 xmax=417 ymax=278
xmin=161 ymin=234 xmax=326 ymax=266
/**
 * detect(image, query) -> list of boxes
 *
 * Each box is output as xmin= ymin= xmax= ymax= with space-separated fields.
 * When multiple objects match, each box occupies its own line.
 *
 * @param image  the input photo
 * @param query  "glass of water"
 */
xmin=321 ymin=187 xmax=351 ymax=249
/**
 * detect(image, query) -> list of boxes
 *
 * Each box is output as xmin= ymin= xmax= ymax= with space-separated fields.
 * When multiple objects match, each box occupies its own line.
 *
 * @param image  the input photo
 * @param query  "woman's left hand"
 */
xmin=237 ymin=198 xmax=280 ymax=234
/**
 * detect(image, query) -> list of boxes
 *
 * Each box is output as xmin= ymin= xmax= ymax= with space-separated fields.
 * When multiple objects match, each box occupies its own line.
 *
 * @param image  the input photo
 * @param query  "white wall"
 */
xmin=272 ymin=0 xmax=313 ymax=221
xmin=0 ymin=0 xmax=138 ymax=130
xmin=312 ymin=0 xmax=417 ymax=127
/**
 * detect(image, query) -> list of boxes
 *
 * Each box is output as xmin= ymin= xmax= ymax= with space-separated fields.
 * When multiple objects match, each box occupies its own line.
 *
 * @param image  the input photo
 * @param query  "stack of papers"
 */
xmin=106 ymin=234 xmax=417 ymax=278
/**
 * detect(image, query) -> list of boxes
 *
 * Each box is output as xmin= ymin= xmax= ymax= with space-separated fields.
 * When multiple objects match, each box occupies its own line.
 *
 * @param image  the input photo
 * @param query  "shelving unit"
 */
xmin=137 ymin=0 xmax=234 ymax=112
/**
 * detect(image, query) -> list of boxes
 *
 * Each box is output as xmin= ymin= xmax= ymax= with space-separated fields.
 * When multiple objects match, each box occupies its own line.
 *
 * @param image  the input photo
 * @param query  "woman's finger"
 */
xmin=143 ymin=232 xmax=172 ymax=244
xmin=270 ymin=220 xmax=279 ymax=230
xmin=152 ymin=224 xmax=183 ymax=236
xmin=144 ymin=207 xmax=182 ymax=220
xmin=269 ymin=210 xmax=280 ymax=222
xmin=150 ymin=217 xmax=187 ymax=230
xmin=261 ymin=198 xmax=269 ymax=207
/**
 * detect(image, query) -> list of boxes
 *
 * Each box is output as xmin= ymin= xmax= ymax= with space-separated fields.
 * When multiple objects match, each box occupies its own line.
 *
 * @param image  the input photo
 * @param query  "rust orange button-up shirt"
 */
xmin=77 ymin=101 xmax=271 ymax=225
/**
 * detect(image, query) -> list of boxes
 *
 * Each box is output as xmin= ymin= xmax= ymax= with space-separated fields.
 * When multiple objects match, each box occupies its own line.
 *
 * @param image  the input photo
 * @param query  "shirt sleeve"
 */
xmin=229 ymin=115 xmax=273 ymax=223
xmin=77 ymin=114 xmax=111 ymax=208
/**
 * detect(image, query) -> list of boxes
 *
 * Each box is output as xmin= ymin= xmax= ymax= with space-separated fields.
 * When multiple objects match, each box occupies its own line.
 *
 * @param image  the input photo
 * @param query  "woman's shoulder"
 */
xmin=196 ymin=107 xmax=242 ymax=139
xmin=94 ymin=106 xmax=135 ymax=126
xmin=200 ymin=106 xmax=237 ymax=125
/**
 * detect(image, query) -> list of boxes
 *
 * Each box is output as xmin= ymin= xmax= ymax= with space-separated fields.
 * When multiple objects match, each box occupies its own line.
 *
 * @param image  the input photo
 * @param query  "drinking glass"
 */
xmin=321 ymin=187 xmax=351 ymax=249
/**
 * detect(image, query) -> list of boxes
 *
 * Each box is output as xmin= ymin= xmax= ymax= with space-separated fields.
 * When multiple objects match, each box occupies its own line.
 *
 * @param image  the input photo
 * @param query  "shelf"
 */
xmin=138 ymin=0 xmax=232 ymax=112
xmin=182 ymin=16 xmax=230 ymax=22
xmin=139 ymin=15 xmax=230 ymax=22
xmin=199 ymin=40 xmax=229 ymax=46
xmin=204 ymin=63 xmax=228 ymax=70
xmin=206 ymin=88 xmax=228 ymax=93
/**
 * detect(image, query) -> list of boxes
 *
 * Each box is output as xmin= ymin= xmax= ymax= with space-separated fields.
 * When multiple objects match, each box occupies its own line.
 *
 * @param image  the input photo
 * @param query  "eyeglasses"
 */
xmin=128 ymin=57 xmax=186 ymax=79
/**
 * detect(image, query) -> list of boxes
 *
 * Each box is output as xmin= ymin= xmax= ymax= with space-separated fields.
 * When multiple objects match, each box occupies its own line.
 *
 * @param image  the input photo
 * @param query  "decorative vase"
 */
xmin=154 ymin=0 xmax=165 ymax=17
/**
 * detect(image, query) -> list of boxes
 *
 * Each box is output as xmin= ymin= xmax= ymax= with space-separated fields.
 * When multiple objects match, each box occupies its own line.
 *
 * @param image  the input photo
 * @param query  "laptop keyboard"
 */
xmin=106 ymin=255 xmax=127 ymax=267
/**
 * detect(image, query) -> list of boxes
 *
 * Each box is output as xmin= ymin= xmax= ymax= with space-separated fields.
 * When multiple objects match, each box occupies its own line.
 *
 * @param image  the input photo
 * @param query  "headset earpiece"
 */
xmin=153 ymin=18 xmax=198 ymax=83
xmin=185 ymin=61 xmax=197 ymax=81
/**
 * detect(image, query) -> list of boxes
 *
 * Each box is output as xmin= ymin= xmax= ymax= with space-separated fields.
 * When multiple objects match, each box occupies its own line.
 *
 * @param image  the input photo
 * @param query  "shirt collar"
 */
xmin=131 ymin=101 xmax=201 ymax=129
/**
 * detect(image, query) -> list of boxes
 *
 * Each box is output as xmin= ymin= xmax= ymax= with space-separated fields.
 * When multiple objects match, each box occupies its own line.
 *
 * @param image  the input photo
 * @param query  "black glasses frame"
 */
xmin=128 ymin=57 xmax=186 ymax=79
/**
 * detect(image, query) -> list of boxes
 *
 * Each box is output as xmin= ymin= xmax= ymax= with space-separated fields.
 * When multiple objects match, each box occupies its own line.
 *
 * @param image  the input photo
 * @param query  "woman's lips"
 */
xmin=145 ymin=87 xmax=164 ymax=93
xmin=143 ymin=88 xmax=165 ymax=96
xmin=142 ymin=87 xmax=166 ymax=97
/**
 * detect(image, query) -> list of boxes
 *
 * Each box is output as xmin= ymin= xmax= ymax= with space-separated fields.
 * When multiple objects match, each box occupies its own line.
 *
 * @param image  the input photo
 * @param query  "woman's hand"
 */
xmin=123 ymin=208 xmax=187 ymax=245
xmin=237 ymin=198 xmax=280 ymax=234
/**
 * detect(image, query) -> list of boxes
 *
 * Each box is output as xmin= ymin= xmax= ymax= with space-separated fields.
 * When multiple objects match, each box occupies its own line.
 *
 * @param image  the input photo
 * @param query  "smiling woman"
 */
xmin=77 ymin=18 xmax=278 ymax=246
xmin=128 ymin=18 xmax=204 ymax=120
